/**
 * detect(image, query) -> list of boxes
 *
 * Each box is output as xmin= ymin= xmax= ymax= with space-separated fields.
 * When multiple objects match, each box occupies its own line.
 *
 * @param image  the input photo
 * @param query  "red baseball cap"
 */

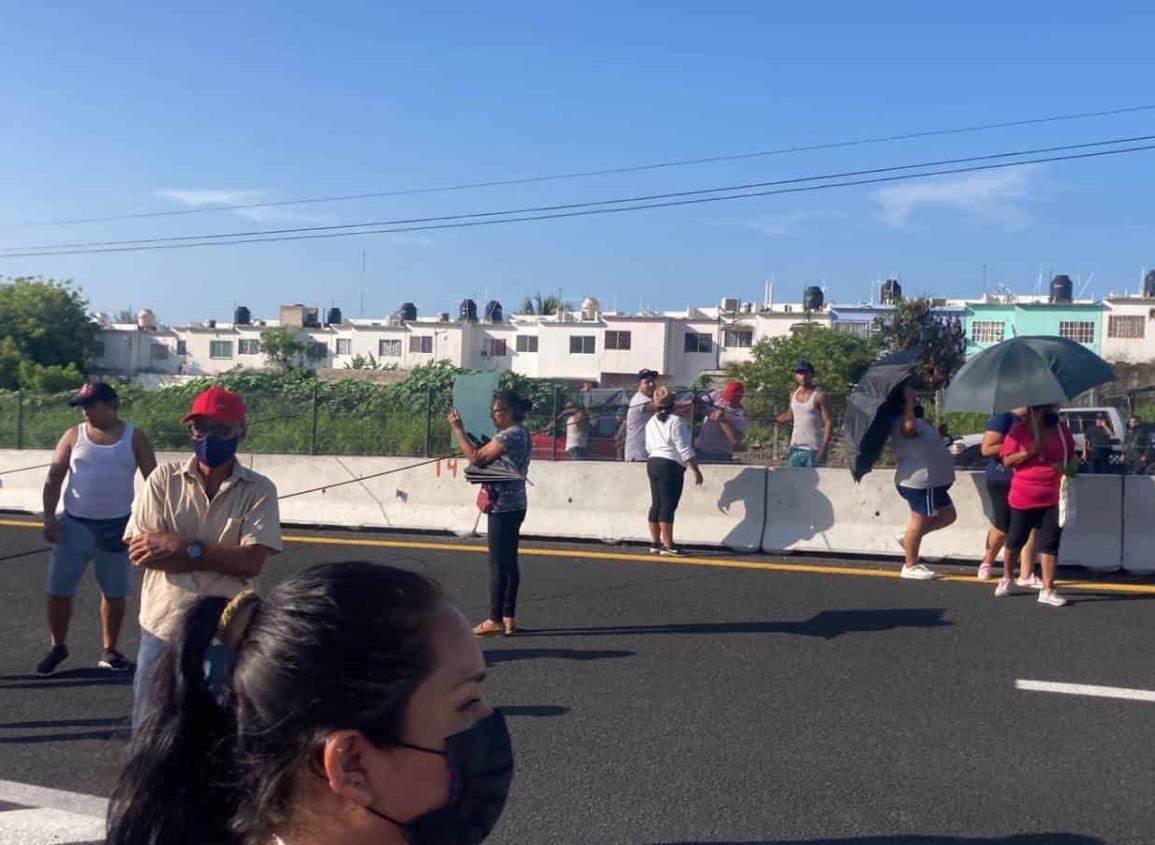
xmin=181 ymin=386 xmax=247 ymax=425
xmin=722 ymin=380 xmax=745 ymax=404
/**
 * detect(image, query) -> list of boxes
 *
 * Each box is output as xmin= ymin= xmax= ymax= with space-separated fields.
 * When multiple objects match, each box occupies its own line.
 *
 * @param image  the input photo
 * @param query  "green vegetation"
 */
xmin=0 ymin=276 xmax=96 ymax=391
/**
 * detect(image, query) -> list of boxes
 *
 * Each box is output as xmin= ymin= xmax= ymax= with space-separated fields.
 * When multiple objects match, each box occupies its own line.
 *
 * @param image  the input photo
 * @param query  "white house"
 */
xmin=1101 ymin=297 xmax=1155 ymax=363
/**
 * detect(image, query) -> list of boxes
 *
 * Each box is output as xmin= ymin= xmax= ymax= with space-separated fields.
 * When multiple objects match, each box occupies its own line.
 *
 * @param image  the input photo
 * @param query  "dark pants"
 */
xmin=488 ymin=509 xmax=526 ymax=621
xmin=1006 ymin=505 xmax=1061 ymax=556
xmin=647 ymin=457 xmax=686 ymax=523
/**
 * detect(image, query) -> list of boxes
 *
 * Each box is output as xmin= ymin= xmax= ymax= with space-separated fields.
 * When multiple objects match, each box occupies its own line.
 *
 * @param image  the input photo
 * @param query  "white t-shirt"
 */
xmin=625 ymin=391 xmax=654 ymax=462
xmin=645 ymin=413 xmax=695 ymax=466
xmin=891 ymin=418 xmax=955 ymax=489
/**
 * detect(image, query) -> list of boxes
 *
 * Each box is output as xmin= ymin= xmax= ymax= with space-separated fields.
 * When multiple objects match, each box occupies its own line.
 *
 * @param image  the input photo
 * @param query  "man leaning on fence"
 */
xmin=123 ymin=385 xmax=282 ymax=730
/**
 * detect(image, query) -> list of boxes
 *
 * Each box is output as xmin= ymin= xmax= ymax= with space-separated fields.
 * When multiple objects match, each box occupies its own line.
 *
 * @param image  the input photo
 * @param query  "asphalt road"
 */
xmin=0 ymin=518 xmax=1153 ymax=844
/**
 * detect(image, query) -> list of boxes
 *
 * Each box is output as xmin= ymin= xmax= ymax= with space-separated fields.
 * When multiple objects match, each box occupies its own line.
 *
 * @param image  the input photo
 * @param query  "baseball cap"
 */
xmin=637 ymin=368 xmax=659 ymax=381
xmin=722 ymin=380 xmax=746 ymax=404
xmin=69 ymin=382 xmax=118 ymax=407
xmin=793 ymin=360 xmax=814 ymax=374
xmin=181 ymin=386 xmax=247 ymax=425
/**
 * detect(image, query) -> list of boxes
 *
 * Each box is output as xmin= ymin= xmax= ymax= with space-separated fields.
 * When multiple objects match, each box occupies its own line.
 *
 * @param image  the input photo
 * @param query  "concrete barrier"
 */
xmin=521 ymin=462 xmax=766 ymax=551
xmin=1058 ymin=474 xmax=1123 ymax=572
xmin=1122 ymin=475 xmax=1155 ymax=575
xmin=0 ymin=449 xmax=54 ymax=514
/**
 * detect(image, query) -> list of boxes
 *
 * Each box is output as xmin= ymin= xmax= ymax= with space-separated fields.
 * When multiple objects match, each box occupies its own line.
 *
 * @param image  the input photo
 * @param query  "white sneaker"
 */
xmin=1038 ymin=589 xmax=1068 ymax=607
xmin=900 ymin=563 xmax=936 ymax=580
xmin=1017 ymin=574 xmax=1044 ymax=590
xmin=994 ymin=578 xmax=1012 ymax=597
xmin=977 ymin=563 xmax=995 ymax=581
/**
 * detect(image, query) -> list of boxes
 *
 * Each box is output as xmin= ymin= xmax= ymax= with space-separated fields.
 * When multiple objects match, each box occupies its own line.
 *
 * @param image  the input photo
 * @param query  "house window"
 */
xmin=313 ymin=342 xmax=329 ymax=358
xmin=834 ymin=321 xmax=874 ymax=337
xmin=336 ymin=339 xmax=352 ymax=355
xmin=483 ymin=338 xmax=508 ymax=357
xmin=684 ymin=332 xmax=712 ymax=353
xmin=569 ymin=335 xmax=596 ymax=354
xmin=1059 ymin=321 xmax=1095 ymax=344
xmin=971 ymin=321 xmax=1005 ymax=344
xmin=605 ymin=330 xmax=632 ymax=350
xmin=238 ymin=339 xmax=261 ymax=355
xmin=209 ymin=341 xmax=234 ymax=359
xmin=515 ymin=335 xmax=539 ymax=353
xmin=1108 ymin=315 xmax=1145 ymax=339
xmin=150 ymin=343 xmax=168 ymax=360
xmin=176 ymin=340 xmax=188 ymax=356
xmin=92 ymin=341 xmax=106 ymax=359
xmin=409 ymin=336 xmax=433 ymax=354
xmin=723 ymin=329 xmax=753 ymax=348
xmin=378 ymin=339 xmax=402 ymax=357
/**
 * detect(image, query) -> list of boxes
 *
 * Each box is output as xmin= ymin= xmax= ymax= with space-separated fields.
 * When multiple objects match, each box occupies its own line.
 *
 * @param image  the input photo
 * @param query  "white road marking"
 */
xmin=0 ymin=807 xmax=105 ymax=844
xmin=0 ymin=779 xmax=106 ymax=818
xmin=1015 ymin=679 xmax=1155 ymax=703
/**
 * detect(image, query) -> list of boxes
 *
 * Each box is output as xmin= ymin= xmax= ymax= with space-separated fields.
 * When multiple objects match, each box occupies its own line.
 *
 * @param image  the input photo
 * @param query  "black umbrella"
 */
xmin=943 ymin=336 xmax=1115 ymax=413
xmin=844 ymin=346 xmax=921 ymax=482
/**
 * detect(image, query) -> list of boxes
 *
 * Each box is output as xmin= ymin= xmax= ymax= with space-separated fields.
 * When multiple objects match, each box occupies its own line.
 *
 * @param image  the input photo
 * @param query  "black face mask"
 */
xmin=367 ymin=711 xmax=514 ymax=845
xmin=1043 ymin=412 xmax=1060 ymax=427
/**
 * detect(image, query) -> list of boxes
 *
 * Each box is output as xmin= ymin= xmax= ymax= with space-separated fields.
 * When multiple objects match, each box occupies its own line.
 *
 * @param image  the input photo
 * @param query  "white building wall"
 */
xmin=533 ymin=323 xmax=604 ymax=381
xmin=91 ymin=326 xmax=181 ymax=377
xmin=1101 ymin=300 xmax=1155 ymax=363
xmin=599 ymin=318 xmax=669 ymax=381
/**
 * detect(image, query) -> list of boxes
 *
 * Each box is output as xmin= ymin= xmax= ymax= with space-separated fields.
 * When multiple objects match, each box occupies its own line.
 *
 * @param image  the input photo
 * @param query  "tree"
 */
xmin=0 ymin=276 xmax=98 ymax=390
xmin=260 ymin=328 xmax=317 ymax=372
xmin=874 ymin=297 xmax=966 ymax=393
xmin=727 ymin=325 xmax=882 ymax=401
xmin=519 ymin=292 xmax=568 ymax=316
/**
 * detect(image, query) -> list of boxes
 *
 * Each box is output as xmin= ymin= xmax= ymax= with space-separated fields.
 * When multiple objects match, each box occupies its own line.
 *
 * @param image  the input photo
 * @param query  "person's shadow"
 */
xmin=761 ymin=467 xmax=836 ymax=553
xmin=651 ymin=835 xmax=1103 ymax=844
xmin=717 ymin=468 xmax=774 ymax=551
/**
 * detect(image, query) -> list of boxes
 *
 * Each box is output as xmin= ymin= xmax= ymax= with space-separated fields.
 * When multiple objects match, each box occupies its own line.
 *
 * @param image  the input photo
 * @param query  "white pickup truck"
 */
xmin=949 ymin=407 xmax=1125 ymax=469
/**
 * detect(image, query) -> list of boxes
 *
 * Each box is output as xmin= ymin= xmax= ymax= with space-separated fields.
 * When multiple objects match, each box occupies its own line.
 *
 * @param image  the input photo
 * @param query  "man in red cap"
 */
xmin=695 ymin=380 xmax=748 ymax=462
xmin=123 ymin=385 xmax=282 ymax=729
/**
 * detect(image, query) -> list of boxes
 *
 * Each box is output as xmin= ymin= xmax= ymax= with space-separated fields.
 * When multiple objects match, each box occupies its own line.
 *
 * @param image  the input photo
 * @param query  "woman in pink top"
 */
xmin=999 ymin=404 xmax=1077 ymax=607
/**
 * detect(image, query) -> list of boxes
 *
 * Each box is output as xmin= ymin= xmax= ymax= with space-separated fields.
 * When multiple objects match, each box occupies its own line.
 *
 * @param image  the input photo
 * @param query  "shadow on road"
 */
xmin=652 ymin=834 xmax=1104 ymax=844
xmin=0 ymin=728 xmax=128 ymax=744
xmin=499 ymin=705 xmax=570 ymax=718
xmin=517 ymin=608 xmax=950 ymax=641
xmin=0 ymin=667 xmax=133 ymax=690
xmin=485 ymin=647 xmax=635 ymax=665
xmin=0 ymin=716 xmax=127 ymax=730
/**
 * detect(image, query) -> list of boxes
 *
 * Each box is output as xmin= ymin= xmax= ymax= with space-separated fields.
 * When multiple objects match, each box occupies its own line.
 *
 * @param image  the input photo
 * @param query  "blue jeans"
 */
xmin=786 ymin=447 xmax=819 ymax=468
xmin=132 ymin=631 xmax=168 ymax=732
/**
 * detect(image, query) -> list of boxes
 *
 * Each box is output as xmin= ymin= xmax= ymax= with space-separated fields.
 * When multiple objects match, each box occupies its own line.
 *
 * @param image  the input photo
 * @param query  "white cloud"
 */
xmin=746 ymin=210 xmax=812 ymax=237
xmin=155 ymin=189 xmax=265 ymax=207
xmin=872 ymin=165 xmax=1041 ymax=231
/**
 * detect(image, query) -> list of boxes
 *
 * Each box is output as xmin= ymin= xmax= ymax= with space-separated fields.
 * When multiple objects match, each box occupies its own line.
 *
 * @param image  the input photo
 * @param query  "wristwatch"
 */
xmin=186 ymin=541 xmax=205 ymax=561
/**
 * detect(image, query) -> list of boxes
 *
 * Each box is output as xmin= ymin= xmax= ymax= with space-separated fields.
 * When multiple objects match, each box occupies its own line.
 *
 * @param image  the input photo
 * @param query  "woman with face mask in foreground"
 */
xmin=107 ymin=561 xmax=514 ymax=845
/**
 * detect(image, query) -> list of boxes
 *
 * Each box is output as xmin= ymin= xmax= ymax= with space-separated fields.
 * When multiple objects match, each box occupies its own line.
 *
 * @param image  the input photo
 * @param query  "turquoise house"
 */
xmin=964 ymin=301 xmax=1104 ymax=357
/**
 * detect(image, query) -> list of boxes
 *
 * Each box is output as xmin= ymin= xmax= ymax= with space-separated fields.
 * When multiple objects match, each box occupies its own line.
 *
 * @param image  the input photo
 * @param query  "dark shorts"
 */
xmin=986 ymin=479 xmax=1012 ymax=533
xmin=1006 ymin=505 xmax=1061 ymax=556
xmin=896 ymin=483 xmax=954 ymax=517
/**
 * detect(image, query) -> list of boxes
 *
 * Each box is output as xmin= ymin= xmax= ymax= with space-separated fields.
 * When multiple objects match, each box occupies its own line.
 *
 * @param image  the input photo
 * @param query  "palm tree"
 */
xmin=519 ymin=292 xmax=567 ymax=316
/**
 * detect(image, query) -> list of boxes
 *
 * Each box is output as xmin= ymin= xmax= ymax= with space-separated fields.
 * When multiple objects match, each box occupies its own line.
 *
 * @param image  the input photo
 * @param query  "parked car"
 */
xmin=949 ymin=407 xmax=1126 ymax=471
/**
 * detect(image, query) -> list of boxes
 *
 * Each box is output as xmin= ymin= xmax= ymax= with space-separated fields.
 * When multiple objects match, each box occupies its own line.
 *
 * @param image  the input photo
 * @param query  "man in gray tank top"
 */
xmin=37 ymin=383 xmax=157 ymax=675
xmin=775 ymin=360 xmax=832 ymax=467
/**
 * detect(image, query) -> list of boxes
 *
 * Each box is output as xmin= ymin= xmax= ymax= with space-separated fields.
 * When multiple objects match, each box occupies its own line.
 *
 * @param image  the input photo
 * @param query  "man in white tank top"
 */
xmin=37 ymin=383 xmax=157 ymax=675
xmin=775 ymin=360 xmax=832 ymax=467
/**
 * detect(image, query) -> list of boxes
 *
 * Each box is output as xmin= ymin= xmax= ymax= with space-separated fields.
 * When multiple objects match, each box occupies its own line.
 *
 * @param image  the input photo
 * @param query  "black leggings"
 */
xmin=1006 ymin=505 xmax=1062 ymax=556
xmin=647 ymin=458 xmax=686 ymax=523
xmin=487 ymin=509 xmax=525 ymax=621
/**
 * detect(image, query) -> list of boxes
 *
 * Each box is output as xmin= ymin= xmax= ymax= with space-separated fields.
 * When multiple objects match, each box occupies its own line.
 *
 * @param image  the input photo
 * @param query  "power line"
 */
xmin=6 ymin=133 xmax=1154 ymax=254
xmin=6 ymin=142 xmax=1154 ymax=260
xmin=7 ymin=103 xmax=1155 ymax=229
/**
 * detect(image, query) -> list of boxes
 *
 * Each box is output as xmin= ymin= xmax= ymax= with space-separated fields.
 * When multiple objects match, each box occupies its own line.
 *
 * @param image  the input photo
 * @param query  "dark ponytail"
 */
xmin=107 ymin=562 xmax=444 ymax=845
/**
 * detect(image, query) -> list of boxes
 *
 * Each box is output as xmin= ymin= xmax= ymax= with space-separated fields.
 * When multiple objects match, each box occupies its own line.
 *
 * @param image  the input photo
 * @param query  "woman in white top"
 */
xmin=890 ymin=383 xmax=956 ymax=580
xmin=644 ymin=387 xmax=703 ymax=556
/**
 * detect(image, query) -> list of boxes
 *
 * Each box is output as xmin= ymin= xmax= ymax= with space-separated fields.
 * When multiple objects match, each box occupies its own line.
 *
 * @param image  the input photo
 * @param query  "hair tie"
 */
xmin=218 ymin=588 xmax=260 ymax=649
xmin=204 ymin=589 xmax=260 ymax=709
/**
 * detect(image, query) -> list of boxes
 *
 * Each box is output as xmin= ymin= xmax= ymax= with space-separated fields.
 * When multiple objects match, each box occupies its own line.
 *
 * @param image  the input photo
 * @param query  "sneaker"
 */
xmin=900 ymin=563 xmax=936 ymax=580
xmin=35 ymin=644 xmax=69 ymax=675
xmin=98 ymin=649 xmax=134 ymax=673
xmin=1017 ymin=574 xmax=1044 ymax=590
xmin=977 ymin=563 xmax=994 ymax=581
xmin=648 ymin=546 xmax=662 ymax=555
xmin=1038 ymin=589 xmax=1068 ymax=607
xmin=659 ymin=546 xmax=685 ymax=557
xmin=994 ymin=578 xmax=1012 ymax=598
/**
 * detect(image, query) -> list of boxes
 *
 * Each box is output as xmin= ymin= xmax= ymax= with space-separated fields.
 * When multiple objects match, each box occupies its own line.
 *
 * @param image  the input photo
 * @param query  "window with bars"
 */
xmin=684 ymin=332 xmax=712 ymax=353
xmin=515 ymin=335 xmax=538 ymax=353
xmin=569 ymin=335 xmax=595 ymax=354
xmin=336 ymin=339 xmax=352 ymax=355
xmin=1059 ymin=321 xmax=1095 ymax=344
xmin=605 ymin=330 xmax=632 ymax=350
xmin=970 ymin=321 xmax=1005 ymax=344
xmin=409 ymin=336 xmax=433 ymax=354
xmin=723 ymin=329 xmax=753 ymax=348
xmin=835 ymin=321 xmax=875 ymax=337
xmin=176 ymin=340 xmax=188 ymax=356
xmin=1108 ymin=315 xmax=1145 ymax=339
xmin=238 ymin=339 xmax=260 ymax=355
xmin=150 ymin=343 xmax=168 ymax=360
xmin=378 ymin=339 xmax=402 ymax=357
xmin=209 ymin=341 xmax=234 ymax=359
xmin=483 ymin=338 xmax=507 ymax=357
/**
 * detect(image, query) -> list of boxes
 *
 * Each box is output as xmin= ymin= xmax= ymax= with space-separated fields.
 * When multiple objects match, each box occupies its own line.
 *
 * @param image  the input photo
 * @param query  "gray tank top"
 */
xmin=789 ymin=387 xmax=824 ymax=450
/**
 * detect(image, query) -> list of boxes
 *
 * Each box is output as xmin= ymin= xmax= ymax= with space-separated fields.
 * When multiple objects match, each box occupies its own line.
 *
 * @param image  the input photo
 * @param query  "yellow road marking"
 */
xmin=3 ymin=517 xmax=1152 ymax=595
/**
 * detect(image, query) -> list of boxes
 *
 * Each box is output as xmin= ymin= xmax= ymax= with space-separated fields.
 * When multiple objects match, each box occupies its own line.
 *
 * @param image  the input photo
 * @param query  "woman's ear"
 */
xmin=321 ymin=731 xmax=377 ymax=808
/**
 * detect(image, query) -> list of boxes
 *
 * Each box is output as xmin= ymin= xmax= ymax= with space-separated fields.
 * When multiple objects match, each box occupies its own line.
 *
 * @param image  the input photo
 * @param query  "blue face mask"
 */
xmin=193 ymin=434 xmax=239 ymax=467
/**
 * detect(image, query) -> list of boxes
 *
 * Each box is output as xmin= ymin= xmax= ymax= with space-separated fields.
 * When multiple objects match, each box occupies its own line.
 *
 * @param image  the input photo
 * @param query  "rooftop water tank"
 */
xmin=880 ymin=279 xmax=903 ymax=305
xmin=1049 ymin=274 xmax=1073 ymax=304
xmin=460 ymin=299 xmax=478 ymax=322
xmin=326 ymin=307 xmax=343 ymax=326
xmin=136 ymin=308 xmax=157 ymax=330
xmin=581 ymin=296 xmax=600 ymax=320
xmin=803 ymin=286 xmax=824 ymax=312
xmin=484 ymin=300 xmax=503 ymax=323
xmin=398 ymin=302 xmax=418 ymax=322
xmin=234 ymin=305 xmax=251 ymax=326
xmin=1144 ymin=270 xmax=1155 ymax=299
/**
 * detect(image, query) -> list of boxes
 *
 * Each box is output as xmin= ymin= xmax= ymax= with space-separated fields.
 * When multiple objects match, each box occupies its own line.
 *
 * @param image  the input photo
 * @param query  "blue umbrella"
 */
xmin=943 ymin=336 xmax=1114 ymax=413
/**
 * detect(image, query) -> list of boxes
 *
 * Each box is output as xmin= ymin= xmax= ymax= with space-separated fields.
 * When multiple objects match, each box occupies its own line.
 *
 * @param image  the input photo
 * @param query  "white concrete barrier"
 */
xmin=1122 ymin=475 xmax=1155 ymax=575
xmin=0 ymin=449 xmax=54 ymax=514
xmin=1058 ymin=474 xmax=1123 ymax=572
xmin=521 ymin=462 xmax=766 ymax=551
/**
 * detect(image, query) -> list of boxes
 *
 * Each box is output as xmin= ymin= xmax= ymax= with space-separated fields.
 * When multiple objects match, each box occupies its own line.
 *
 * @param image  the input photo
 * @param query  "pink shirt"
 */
xmin=1000 ymin=421 xmax=1075 ymax=510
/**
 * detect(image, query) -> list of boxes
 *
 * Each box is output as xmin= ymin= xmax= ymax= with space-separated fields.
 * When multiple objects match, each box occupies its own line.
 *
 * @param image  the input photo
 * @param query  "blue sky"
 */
xmin=2 ymin=2 xmax=1154 ymax=323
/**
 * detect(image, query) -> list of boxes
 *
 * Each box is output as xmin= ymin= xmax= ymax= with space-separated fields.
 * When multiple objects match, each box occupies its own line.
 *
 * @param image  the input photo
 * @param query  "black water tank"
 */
xmin=803 ymin=286 xmax=824 ymax=311
xmin=1050 ymin=274 xmax=1073 ymax=304
xmin=881 ymin=279 xmax=903 ymax=305
xmin=1144 ymin=270 xmax=1155 ymax=299
xmin=398 ymin=302 xmax=417 ymax=322
xmin=460 ymin=299 xmax=478 ymax=322
xmin=326 ymin=307 xmax=343 ymax=326
xmin=484 ymin=300 xmax=503 ymax=323
xmin=234 ymin=305 xmax=251 ymax=325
